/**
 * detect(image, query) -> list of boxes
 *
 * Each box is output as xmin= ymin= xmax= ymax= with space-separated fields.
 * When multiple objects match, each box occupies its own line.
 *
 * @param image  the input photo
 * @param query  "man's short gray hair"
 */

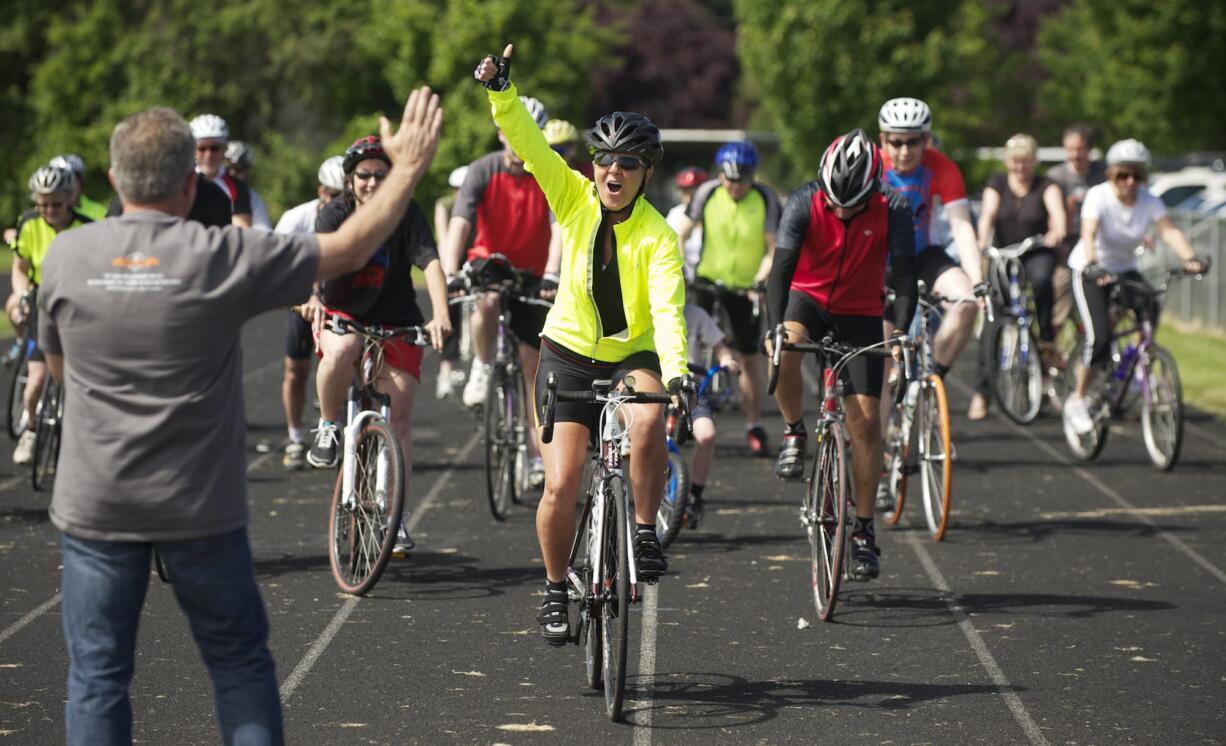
xmin=110 ymin=107 xmax=196 ymax=205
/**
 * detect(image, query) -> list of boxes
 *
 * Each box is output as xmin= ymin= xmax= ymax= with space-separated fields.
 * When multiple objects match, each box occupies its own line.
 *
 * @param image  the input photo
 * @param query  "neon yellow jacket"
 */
xmin=488 ymin=85 xmax=689 ymax=384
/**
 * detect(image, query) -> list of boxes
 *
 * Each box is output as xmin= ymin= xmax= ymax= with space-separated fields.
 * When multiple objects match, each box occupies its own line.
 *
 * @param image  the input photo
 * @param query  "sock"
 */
xmin=933 ymin=363 xmax=951 ymax=379
xmin=690 ymin=483 xmax=705 ymax=502
xmin=636 ymin=523 xmax=656 ymax=534
xmin=545 ymin=579 xmax=566 ymax=593
xmin=784 ymin=419 xmax=806 ymax=435
xmin=854 ymin=516 xmax=875 ymax=537
xmin=289 ymin=426 xmax=307 ymax=444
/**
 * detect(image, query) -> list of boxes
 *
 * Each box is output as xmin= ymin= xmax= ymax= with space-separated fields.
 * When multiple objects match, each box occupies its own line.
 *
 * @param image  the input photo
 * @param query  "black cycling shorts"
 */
xmin=785 ymin=291 xmax=885 ymax=399
xmin=534 ymin=338 xmax=662 ymax=433
xmin=693 ymin=280 xmax=760 ymax=355
xmin=284 ymin=311 xmax=313 ymax=360
xmin=882 ymin=247 xmax=962 ymax=323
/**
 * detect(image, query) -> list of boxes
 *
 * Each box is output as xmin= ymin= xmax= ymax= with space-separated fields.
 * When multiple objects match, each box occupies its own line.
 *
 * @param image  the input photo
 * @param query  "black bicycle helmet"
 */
xmin=585 ymin=111 xmax=663 ymax=166
xmin=818 ymin=128 xmax=882 ymax=208
xmin=342 ymin=135 xmax=391 ymax=175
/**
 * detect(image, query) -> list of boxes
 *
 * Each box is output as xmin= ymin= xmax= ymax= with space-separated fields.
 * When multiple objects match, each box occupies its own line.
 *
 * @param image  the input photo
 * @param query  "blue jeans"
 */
xmin=61 ymin=527 xmax=283 ymax=745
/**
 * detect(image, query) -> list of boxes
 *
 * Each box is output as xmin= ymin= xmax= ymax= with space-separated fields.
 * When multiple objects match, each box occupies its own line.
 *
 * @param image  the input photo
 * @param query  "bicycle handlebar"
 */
xmin=290 ymin=306 xmax=430 ymax=346
xmin=540 ymin=372 xmax=682 ymax=445
xmin=766 ymin=324 xmax=911 ymax=405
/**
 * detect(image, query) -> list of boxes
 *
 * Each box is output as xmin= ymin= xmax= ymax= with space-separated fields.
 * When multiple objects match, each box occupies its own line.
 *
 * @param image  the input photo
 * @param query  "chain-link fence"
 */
xmin=1138 ymin=211 xmax=1225 ymax=330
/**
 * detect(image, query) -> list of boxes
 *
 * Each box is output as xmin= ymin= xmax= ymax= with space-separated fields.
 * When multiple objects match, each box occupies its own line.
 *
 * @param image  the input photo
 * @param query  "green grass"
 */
xmin=1160 ymin=321 xmax=1226 ymax=418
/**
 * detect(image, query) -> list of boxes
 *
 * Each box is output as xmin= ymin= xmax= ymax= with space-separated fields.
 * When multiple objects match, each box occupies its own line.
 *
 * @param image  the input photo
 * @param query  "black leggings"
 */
xmin=974 ymin=249 xmax=1060 ymax=395
xmin=1073 ymin=269 xmax=1154 ymax=368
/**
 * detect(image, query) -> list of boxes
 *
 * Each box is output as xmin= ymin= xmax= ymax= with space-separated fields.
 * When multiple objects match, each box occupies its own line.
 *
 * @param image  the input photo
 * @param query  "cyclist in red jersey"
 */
xmin=877 ymin=98 xmax=985 ymax=390
xmin=767 ymin=129 xmax=917 ymax=581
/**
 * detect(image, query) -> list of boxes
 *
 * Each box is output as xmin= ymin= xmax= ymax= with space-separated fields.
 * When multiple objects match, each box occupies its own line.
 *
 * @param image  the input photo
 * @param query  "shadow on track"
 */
xmin=620 ymin=671 xmax=1005 ymax=729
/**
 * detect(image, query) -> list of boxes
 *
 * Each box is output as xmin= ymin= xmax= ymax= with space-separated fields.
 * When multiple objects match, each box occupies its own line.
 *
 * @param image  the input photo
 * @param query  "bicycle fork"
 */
xmin=341 ymin=400 xmax=393 ymax=511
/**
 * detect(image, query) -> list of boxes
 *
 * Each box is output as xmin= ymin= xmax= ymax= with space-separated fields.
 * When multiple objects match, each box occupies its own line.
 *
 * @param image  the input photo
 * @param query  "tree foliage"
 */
xmin=1037 ymin=0 xmax=1226 ymax=155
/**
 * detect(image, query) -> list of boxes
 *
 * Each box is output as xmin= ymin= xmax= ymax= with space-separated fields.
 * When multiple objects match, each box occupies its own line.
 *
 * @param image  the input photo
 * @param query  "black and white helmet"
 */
xmin=585 ymin=111 xmax=663 ymax=166
xmin=28 ymin=165 xmax=76 ymax=196
xmin=317 ymin=156 xmax=346 ymax=192
xmin=819 ymin=129 xmax=882 ymax=208
xmin=519 ymin=96 xmax=549 ymax=129
xmin=49 ymin=154 xmax=86 ymax=179
xmin=878 ymin=97 xmax=932 ymax=133
xmin=1106 ymin=138 xmax=1152 ymax=168
xmin=189 ymin=113 xmax=229 ymax=141
xmin=225 ymin=140 xmax=254 ymax=169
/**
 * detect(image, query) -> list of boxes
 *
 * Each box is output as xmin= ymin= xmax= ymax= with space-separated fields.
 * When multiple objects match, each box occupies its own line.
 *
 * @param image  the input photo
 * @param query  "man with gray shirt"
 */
xmin=1046 ymin=123 xmax=1108 ymax=345
xmin=38 ymin=88 xmax=442 ymax=745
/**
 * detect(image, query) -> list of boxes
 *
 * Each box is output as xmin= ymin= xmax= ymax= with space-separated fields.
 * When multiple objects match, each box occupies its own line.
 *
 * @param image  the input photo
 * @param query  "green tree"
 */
xmin=734 ymin=0 xmax=999 ymax=188
xmin=1037 ymin=0 xmax=1226 ymax=155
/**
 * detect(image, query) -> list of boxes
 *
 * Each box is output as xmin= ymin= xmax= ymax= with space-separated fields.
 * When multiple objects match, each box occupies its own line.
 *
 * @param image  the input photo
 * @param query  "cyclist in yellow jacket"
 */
xmin=476 ymin=44 xmax=691 ymax=645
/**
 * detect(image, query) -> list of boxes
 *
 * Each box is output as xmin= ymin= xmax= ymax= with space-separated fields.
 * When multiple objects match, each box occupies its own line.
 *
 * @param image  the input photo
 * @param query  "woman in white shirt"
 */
xmin=1065 ymin=139 xmax=1205 ymax=433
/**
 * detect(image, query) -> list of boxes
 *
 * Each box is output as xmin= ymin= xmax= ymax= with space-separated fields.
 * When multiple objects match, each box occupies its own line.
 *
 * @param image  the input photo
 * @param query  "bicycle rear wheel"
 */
xmin=1141 ymin=346 xmax=1183 ymax=471
xmin=6 ymin=334 xmax=30 ymax=439
xmin=807 ymin=423 xmax=848 ymax=621
xmin=484 ymin=366 xmax=517 ymax=520
xmin=656 ymin=449 xmax=690 ymax=548
xmin=1062 ymin=341 xmax=1110 ymax=461
xmin=882 ymin=389 xmax=912 ymax=527
xmin=917 ymin=375 xmax=952 ymax=541
xmin=600 ymin=476 xmax=630 ymax=721
xmin=31 ymin=381 xmax=62 ymax=492
xmin=328 ymin=418 xmax=405 ymax=595
xmin=990 ymin=320 xmax=1043 ymax=424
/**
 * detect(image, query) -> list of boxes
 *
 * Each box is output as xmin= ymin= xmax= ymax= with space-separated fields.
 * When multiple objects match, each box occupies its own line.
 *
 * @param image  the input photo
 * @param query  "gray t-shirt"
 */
xmin=38 ymin=210 xmax=320 ymax=542
xmin=1047 ymin=160 xmax=1108 ymax=249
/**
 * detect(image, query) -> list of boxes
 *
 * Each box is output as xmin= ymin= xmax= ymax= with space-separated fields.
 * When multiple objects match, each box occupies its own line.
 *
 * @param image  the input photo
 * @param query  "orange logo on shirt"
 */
xmin=112 ymin=252 xmax=161 ymax=270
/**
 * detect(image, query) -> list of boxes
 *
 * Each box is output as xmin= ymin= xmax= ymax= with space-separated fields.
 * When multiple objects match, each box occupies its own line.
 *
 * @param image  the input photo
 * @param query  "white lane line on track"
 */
xmin=1185 ymin=420 xmax=1226 ymax=451
xmin=0 ymin=474 xmax=25 ymax=493
xmin=906 ymin=533 xmax=1050 ymax=746
xmin=279 ymin=430 xmax=480 ymax=704
xmin=0 ymin=593 xmax=62 ymax=646
xmin=947 ymin=377 xmax=1226 ymax=586
xmin=0 ymin=450 xmax=277 ymax=648
xmin=631 ymin=583 xmax=659 ymax=745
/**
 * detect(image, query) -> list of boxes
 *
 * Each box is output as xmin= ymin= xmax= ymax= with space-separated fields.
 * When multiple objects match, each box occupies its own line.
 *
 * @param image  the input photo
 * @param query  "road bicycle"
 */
xmin=455 ymin=254 xmax=553 ymax=520
xmin=4 ymin=292 xmax=34 ymax=440
xmin=30 ymin=377 xmax=63 ymax=492
xmin=302 ymin=310 xmax=430 ymax=595
xmin=983 ymin=235 xmax=1045 ymax=424
xmin=1062 ymin=267 xmax=1204 ymax=470
xmin=766 ymin=326 xmax=906 ymax=622
xmin=881 ymin=284 xmax=988 ymax=541
xmin=540 ymin=372 xmax=683 ymax=721
xmin=656 ymin=363 xmax=731 ymax=547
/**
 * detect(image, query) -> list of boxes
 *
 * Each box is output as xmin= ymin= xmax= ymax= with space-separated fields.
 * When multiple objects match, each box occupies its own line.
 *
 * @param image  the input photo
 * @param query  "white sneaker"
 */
xmin=528 ymin=457 xmax=546 ymax=489
xmin=12 ymin=430 xmax=35 ymax=465
xmin=392 ymin=516 xmax=415 ymax=558
xmin=462 ymin=362 xmax=490 ymax=408
xmin=435 ymin=372 xmax=454 ymax=400
xmin=1064 ymin=395 xmax=1094 ymax=435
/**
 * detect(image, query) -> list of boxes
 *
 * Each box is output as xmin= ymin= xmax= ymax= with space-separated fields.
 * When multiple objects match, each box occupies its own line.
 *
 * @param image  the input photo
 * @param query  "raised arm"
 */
xmin=1041 ymin=181 xmax=1067 ymax=248
xmin=315 ymin=86 xmax=443 ymax=280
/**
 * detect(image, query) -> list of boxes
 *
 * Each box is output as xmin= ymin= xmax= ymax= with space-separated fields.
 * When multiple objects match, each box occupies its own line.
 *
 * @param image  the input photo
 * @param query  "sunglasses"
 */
xmin=354 ymin=170 xmax=389 ymax=182
xmin=593 ymin=153 xmax=645 ymax=171
xmin=196 ymin=143 xmax=224 ymax=153
xmin=885 ymin=136 xmax=925 ymax=149
xmin=1113 ymin=170 xmax=1141 ymax=182
xmin=35 ymin=201 xmax=66 ymax=210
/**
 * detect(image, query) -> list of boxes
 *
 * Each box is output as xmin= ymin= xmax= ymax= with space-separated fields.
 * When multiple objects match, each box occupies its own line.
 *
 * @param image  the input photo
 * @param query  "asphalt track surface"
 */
xmin=1 ymin=307 xmax=1223 ymax=744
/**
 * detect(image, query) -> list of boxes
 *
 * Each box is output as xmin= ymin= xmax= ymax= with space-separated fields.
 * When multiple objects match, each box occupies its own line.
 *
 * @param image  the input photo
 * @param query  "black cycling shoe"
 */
xmin=774 ymin=432 xmax=807 ymax=480
xmin=536 ymin=585 xmax=571 ymax=646
xmin=849 ymin=533 xmax=882 ymax=581
xmin=634 ymin=530 xmax=669 ymax=581
xmin=683 ymin=499 xmax=704 ymax=530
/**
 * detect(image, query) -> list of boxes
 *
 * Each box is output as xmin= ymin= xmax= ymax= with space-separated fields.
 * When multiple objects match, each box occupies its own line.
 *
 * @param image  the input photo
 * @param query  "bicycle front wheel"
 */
xmin=484 ymin=366 xmax=517 ymax=520
xmin=6 ymin=334 xmax=30 ymax=440
xmin=328 ymin=419 xmax=405 ymax=596
xmin=882 ymin=393 xmax=911 ymax=527
xmin=990 ymin=320 xmax=1043 ymax=424
xmin=1141 ymin=346 xmax=1183 ymax=471
xmin=31 ymin=382 xmax=62 ymax=492
xmin=807 ymin=423 xmax=848 ymax=622
xmin=656 ymin=449 xmax=690 ymax=548
xmin=600 ymin=476 xmax=630 ymax=721
xmin=917 ymin=375 xmax=952 ymax=541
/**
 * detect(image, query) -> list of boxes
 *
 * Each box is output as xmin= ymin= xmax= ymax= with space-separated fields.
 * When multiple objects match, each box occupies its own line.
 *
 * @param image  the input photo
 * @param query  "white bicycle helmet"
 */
xmin=878 ymin=97 xmax=933 ymax=133
xmin=520 ymin=96 xmax=549 ymax=129
xmin=1106 ymin=138 xmax=1152 ymax=168
xmin=317 ymin=155 xmax=346 ymax=192
xmin=189 ymin=113 xmax=229 ymax=141
xmin=29 ymin=165 xmax=76 ymax=195
xmin=225 ymin=140 xmax=254 ymax=168
xmin=448 ymin=165 xmax=469 ymax=189
xmin=49 ymin=154 xmax=86 ymax=179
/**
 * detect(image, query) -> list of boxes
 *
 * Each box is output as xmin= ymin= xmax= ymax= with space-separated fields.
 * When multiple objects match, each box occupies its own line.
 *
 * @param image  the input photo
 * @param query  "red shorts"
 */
xmin=315 ymin=310 xmax=424 ymax=381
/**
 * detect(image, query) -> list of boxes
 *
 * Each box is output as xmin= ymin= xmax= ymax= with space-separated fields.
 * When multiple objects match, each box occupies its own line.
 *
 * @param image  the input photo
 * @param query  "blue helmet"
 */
xmin=714 ymin=140 xmax=759 ymax=181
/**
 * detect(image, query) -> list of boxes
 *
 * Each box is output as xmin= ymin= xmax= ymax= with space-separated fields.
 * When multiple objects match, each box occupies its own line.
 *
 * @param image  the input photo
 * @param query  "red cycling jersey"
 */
xmin=452 ymin=151 xmax=553 ymax=275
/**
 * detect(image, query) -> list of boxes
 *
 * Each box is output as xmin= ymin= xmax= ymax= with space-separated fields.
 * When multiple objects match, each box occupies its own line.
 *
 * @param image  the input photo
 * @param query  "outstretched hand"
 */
xmin=378 ymin=86 xmax=443 ymax=177
xmin=474 ymin=43 xmax=513 ymax=90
